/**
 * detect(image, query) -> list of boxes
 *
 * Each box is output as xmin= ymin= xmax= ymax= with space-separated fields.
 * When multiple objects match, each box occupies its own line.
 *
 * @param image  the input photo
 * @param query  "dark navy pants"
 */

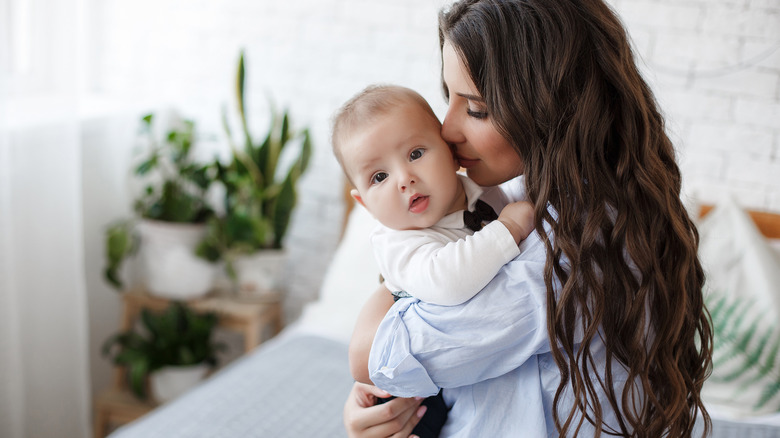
xmin=375 ymin=390 xmax=449 ymax=438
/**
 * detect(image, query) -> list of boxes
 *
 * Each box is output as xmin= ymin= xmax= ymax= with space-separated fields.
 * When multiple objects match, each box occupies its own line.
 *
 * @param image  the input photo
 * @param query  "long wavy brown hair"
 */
xmin=440 ymin=0 xmax=712 ymax=436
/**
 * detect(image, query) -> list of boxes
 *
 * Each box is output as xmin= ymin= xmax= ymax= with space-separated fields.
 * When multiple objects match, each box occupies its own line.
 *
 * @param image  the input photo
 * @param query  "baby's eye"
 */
xmin=371 ymin=172 xmax=388 ymax=185
xmin=409 ymin=148 xmax=425 ymax=161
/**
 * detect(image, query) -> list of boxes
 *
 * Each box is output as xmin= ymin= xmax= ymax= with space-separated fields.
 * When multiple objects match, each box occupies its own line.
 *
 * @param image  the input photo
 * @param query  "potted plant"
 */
xmin=104 ymin=113 xmax=218 ymax=299
xmin=101 ymin=302 xmax=223 ymax=402
xmin=197 ymin=51 xmax=312 ymax=295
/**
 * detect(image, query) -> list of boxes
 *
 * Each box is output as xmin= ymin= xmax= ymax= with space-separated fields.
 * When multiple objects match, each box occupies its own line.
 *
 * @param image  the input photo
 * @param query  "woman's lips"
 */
xmin=408 ymin=194 xmax=429 ymax=213
xmin=456 ymin=155 xmax=480 ymax=168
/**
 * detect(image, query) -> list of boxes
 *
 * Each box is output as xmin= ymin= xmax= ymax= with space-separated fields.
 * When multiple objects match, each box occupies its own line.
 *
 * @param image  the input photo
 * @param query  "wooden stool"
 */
xmin=93 ymin=388 xmax=156 ymax=438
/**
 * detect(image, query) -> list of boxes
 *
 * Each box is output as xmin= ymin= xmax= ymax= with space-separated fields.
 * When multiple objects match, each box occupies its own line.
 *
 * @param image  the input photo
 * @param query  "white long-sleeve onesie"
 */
xmin=370 ymin=175 xmax=521 ymax=306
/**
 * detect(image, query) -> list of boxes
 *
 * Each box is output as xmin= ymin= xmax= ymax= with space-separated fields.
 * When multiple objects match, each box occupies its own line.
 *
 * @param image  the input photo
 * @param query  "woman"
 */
xmin=344 ymin=0 xmax=712 ymax=436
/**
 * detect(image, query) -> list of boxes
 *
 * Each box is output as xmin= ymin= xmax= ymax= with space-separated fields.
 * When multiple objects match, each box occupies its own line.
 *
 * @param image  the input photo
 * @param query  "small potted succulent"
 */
xmin=101 ymin=302 xmax=223 ymax=402
xmin=104 ymin=113 xmax=218 ymax=299
xmin=197 ymin=51 xmax=312 ymax=295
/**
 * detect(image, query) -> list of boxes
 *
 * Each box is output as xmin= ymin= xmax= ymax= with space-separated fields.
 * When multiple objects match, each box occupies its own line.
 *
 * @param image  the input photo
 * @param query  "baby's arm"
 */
xmin=376 ymin=203 xmax=535 ymax=306
xmin=496 ymin=200 xmax=535 ymax=244
xmin=349 ymin=283 xmax=395 ymax=383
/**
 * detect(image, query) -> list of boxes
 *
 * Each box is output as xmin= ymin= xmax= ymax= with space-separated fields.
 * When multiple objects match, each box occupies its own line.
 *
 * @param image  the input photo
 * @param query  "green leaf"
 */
xmin=758 ymin=335 xmax=780 ymax=377
xmin=706 ymin=290 xmax=780 ymax=411
xmin=141 ymin=308 xmax=161 ymax=338
xmin=190 ymin=164 xmax=213 ymax=191
xmin=718 ymin=318 xmax=761 ymax=382
xmin=757 ymin=380 xmax=780 ymax=410
xmin=135 ymin=155 xmax=158 ymax=176
xmin=226 ymin=213 xmax=262 ymax=247
xmin=299 ymin=128 xmax=312 ymax=175
xmin=104 ymin=221 xmax=136 ymax=289
xmin=254 ymin=130 xmax=271 ymax=186
xmin=128 ymin=358 xmax=150 ymax=399
xmin=272 ymin=173 xmax=297 ymax=249
xmin=236 ymin=51 xmax=252 ymax=150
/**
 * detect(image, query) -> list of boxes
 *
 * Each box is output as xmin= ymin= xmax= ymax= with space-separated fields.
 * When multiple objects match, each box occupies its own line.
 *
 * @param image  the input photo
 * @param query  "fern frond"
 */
xmin=732 ymin=332 xmax=780 ymax=397
xmin=757 ymin=381 xmax=780 ymax=411
xmin=705 ymin=288 xmax=780 ymax=412
xmin=717 ymin=319 xmax=762 ymax=383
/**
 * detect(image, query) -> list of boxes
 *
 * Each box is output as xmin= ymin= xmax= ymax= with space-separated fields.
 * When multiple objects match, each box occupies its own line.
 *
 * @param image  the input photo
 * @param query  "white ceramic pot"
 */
xmin=233 ymin=249 xmax=287 ymax=295
xmin=138 ymin=219 xmax=215 ymax=299
xmin=150 ymin=363 xmax=210 ymax=404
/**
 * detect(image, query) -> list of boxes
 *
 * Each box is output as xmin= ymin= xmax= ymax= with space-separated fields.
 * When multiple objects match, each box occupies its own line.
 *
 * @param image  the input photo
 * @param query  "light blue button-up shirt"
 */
xmin=368 ymin=179 xmax=633 ymax=437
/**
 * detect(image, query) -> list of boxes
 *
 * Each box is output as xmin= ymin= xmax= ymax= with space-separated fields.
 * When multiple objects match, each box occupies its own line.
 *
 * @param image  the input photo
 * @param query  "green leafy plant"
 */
xmin=104 ymin=114 xmax=217 ymax=289
xmin=101 ymin=302 xmax=223 ymax=399
xmin=133 ymin=114 xmax=215 ymax=224
xmin=707 ymin=291 xmax=780 ymax=411
xmin=104 ymin=220 xmax=139 ymax=289
xmin=197 ymin=51 xmax=312 ymax=277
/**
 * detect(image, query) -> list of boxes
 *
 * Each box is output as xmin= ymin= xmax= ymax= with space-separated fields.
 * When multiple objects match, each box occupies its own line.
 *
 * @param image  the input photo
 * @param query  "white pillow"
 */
xmin=698 ymin=195 xmax=780 ymax=418
xmin=295 ymin=205 xmax=381 ymax=344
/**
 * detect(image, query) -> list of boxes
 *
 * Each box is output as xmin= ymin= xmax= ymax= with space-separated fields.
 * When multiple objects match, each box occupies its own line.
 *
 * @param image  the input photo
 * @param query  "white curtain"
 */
xmin=0 ymin=0 xmax=92 ymax=436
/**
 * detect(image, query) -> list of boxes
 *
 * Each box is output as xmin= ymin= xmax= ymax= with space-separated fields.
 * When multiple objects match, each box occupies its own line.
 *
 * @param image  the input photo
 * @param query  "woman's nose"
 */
xmin=441 ymin=105 xmax=462 ymax=144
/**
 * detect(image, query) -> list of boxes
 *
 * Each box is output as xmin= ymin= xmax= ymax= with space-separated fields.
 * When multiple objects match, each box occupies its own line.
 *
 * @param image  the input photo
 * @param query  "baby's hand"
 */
xmin=497 ymin=201 xmax=535 ymax=244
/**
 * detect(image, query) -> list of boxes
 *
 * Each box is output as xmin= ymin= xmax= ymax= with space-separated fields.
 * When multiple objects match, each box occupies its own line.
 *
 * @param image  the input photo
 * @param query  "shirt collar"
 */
xmin=436 ymin=174 xmax=485 ymax=229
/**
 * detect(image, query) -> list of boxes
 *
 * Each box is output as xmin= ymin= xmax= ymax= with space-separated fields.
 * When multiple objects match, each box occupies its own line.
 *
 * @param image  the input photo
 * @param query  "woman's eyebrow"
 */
xmin=456 ymin=92 xmax=484 ymax=102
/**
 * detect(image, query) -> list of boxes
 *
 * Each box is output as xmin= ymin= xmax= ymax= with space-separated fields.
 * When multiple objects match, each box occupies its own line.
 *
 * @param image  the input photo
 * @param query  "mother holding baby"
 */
xmin=343 ymin=0 xmax=712 ymax=436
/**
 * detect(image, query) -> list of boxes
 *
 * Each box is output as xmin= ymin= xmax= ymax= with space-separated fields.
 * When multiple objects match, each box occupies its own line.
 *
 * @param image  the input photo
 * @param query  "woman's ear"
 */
xmin=350 ymin=189 xmax=366 ymax=208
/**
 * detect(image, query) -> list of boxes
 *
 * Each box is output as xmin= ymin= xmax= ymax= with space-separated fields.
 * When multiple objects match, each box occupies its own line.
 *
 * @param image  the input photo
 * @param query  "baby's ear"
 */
xmin=350 ymin=189 xmax=366 ymax=208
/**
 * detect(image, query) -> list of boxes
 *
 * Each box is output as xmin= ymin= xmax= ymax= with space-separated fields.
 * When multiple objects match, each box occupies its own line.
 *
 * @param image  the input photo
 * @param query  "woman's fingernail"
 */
xmin=417 ymin=405 xmax=428 ymax=418
xmin=414 ymin=396 xmax=424 ymax=401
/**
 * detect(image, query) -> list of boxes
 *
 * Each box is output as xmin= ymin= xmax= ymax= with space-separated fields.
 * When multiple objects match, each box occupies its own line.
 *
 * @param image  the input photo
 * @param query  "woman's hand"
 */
xmin=344 ymin=382 xmax=426 ymax=438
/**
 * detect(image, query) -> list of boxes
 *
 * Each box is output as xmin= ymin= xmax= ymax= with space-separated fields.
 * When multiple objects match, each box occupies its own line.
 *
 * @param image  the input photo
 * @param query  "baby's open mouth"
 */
xmin=409 ymin=194 xmax=429 ymax=213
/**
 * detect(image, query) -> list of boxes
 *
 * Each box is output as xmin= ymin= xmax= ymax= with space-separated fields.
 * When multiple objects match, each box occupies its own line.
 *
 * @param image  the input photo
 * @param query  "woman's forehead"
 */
xmin=442 ymin=41 xmax=480 ymax=99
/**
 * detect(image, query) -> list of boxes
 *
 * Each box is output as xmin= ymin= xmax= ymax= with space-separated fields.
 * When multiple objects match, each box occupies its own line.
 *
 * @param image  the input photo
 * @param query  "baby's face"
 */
xmin=344 ymin=100 xmax=463 ymax=230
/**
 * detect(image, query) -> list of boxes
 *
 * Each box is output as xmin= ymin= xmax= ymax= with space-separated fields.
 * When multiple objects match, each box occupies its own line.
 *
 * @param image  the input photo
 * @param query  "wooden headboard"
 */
xmin=700 ymin=205 xmax=780 ymax=239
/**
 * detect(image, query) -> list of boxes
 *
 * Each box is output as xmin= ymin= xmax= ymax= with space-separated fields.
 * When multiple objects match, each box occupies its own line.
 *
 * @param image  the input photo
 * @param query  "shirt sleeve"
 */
xmin=368 ymin=228 xmax=553 ymax=398
xmin=372 ymin=221 xmax=521 ymax=306
xmin=499 ymin=175 xmax=529 ymax=203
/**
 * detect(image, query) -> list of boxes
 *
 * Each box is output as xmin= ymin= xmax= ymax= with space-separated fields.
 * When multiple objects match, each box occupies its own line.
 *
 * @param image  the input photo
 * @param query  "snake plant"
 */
xmin=197 ymin=51 xmax=312 ymax=277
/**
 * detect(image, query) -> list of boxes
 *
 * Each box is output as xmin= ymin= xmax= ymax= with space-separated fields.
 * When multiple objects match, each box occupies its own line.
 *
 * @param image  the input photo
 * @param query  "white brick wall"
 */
xmin=611 ymin=0 xmax=780 ymax=210
xmin=91 ymin=0 xmax=780 ymax=329
xmin=92 ymin=0 xmax=449 ymax=321
xmin=87 ymin=0 xmax=780 ymax=395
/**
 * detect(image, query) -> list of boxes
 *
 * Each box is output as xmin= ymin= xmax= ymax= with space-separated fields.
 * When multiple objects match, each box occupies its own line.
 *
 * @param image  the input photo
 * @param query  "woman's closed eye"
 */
xmin=466 ymin=108 xmax=488 ymax=120
xmin=409 ymin=148 xmax=425 ymax=161
xmin=370 ymin=171 xmax=388 ymax=185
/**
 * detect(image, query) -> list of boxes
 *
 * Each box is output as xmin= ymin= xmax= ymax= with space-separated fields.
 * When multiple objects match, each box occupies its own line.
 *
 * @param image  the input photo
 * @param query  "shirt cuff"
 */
xmin=368 ymin=304 xmax=441 ymax=398
xmin=481 ymin=220 xmax=522 ymax=261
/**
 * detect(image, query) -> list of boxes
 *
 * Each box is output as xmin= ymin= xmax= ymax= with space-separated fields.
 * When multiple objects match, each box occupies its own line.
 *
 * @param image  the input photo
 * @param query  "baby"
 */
xmin=332 ymin=84 xmax=534 ymax=307
xmin=331 ymin=84 xmax=534 ymax=438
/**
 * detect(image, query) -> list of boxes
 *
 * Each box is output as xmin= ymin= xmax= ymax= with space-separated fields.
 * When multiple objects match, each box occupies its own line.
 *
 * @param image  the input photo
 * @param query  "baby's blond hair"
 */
xmin=331 ymin=84 xmax=439 ymax=181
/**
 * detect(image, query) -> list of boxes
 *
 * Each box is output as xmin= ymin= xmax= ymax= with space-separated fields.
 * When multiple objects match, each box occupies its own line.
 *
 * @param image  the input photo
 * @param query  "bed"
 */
xmin=108 ymin=193 xmax=780 ymax=438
